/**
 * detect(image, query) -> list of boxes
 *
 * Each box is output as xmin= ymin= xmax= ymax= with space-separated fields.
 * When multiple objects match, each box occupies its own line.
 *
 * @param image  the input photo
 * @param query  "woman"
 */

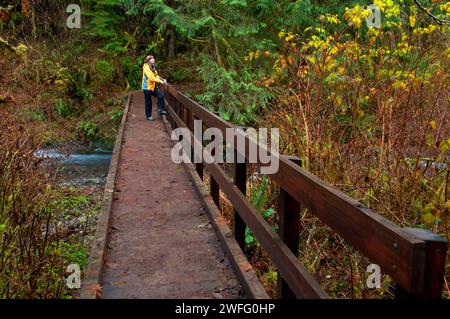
xmin=142 ymin=55 xmax=168 ymax=121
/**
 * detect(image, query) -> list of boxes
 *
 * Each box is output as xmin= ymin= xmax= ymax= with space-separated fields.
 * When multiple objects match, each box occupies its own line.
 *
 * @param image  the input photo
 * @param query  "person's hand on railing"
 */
xmin=158 ymin=76 xmax=168 ymax=85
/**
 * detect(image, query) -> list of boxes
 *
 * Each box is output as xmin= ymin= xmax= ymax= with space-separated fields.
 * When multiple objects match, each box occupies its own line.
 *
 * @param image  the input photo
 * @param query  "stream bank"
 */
xmin=35 ymin=143 xmax=113 ymax=297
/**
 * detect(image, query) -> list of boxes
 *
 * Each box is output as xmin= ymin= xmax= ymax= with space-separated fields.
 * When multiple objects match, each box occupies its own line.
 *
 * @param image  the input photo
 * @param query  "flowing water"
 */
xmin=35 ymin=147 xmax=112 ymax=187
xmin=34 ymin=146 xmax=113 ymax=250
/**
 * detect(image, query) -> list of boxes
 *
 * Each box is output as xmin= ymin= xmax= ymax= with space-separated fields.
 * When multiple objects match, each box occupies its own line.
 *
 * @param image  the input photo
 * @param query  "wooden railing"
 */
xmin=162 ymin=84 xmax=448 ymax=299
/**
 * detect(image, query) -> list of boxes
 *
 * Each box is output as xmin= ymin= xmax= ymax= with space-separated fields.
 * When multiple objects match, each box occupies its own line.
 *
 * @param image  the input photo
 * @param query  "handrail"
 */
xmin=162 ymin=84 xmax=447 ymax=299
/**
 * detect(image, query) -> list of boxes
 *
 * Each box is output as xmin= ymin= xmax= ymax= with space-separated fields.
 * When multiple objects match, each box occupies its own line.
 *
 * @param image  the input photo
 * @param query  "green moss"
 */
xmin=58 ymin=242 xmax=89 ymax=271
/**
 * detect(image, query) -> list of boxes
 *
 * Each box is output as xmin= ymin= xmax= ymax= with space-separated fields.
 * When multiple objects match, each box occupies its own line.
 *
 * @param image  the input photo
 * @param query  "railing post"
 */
xmin=178 ymin=102 xmax=184 ymax=123
xmin=168 ymin=92 xmax=174 ymax=128
xmin=172 ymin=98 xmax=179 ymax=129
xmin=172 ymin=95 xmax=177 ymax=129
xmin=394 ymin=228 xmax=447 ymax=299
xmin=233 ymin=149 xmax=247 ymax=251
xmin=277 ymin=155 xmax=302 ymax=299
xmin=187 ymin=109 xmax=193 ymax=132
xmin=174 ymin=98 xmax=179 ymax=116
xmin=210 ymin=175 xmax=220 ymax=207
xmin=164 ymin=87 xmax=169 ymax=114
xmin=209 ymin=113 xmax=221 ymax=206
xmin=210 ymin=134 xmax=220 ymax=207
xmin=193 ymin=115 xmax=203 ymax=180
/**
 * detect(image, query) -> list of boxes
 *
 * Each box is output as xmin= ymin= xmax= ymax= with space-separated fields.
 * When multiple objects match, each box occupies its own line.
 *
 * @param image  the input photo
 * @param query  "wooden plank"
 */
xmin=161 ymin=117 xmax=269 ymax=299
xmin=172 ymin=88 xmax=428 ymax=293
xmin=166 ymin=105 xmax=326 ymax=297
xmin=207 ymin=162 xmax=328 ymax=298
xmin=81 ymin=92 xmax=132 ymax=299
xmin=166 ymin=97 xmax=445 ymax=298
xmin=395 ymin=228 xmax=448 ymax=299
xmin=270 ymin=161 xmax=426 ymax=292
xmin=168 ymin=102 xmax=221 ymax=208
xmin=169 ymin=87 xmax=450 ymax=296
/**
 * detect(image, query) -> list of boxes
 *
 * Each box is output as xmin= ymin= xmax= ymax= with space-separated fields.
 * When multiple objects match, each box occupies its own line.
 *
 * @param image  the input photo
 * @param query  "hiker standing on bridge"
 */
xmin=142 ymin=55 xmax=167 ymax=121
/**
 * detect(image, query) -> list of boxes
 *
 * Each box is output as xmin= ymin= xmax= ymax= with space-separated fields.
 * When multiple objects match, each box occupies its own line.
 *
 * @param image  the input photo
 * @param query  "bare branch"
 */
xmin=414 ymin=0 xmax=450 ymax=25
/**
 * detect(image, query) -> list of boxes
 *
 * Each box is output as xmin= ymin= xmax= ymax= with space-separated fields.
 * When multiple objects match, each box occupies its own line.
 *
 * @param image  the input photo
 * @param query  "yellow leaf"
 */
xmin=429 ymin=120 xmax=437 ymax=130
xmin=422 ymin=212 xmax=435 ymax=225
xmin=285 ymin=34 xmax=295 ymax=42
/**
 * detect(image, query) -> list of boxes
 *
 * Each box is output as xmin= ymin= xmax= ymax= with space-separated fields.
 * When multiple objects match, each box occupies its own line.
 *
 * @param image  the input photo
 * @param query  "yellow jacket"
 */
xmin=142 ymin=63 xmax=163 ymax=91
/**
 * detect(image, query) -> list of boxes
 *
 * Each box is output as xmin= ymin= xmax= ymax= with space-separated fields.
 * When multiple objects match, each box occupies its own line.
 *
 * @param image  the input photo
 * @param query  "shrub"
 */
xmin=0 ymin=112 xmax=65 ymax=298
xmin=109 ymin=108 xmax=123 ymax=122
xmin=77 ymin=120 xmax=99 ymax=141
xmin=121 ymin=56 xmax=141 ymax=89
xmin=53 ymin=98 xmax=76 ymax=118
xmin=92 ymin=59 xmax=114 ymax=88
xmin=260 ymin=3 xmax=450 ymax=298
xmin=196 ymin=54 xmax=272 ymax=125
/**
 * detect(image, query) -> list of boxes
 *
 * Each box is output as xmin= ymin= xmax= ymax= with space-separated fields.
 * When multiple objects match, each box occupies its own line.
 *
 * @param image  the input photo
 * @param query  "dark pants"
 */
xmin=143 ymin=88 xmax=165 ymax=118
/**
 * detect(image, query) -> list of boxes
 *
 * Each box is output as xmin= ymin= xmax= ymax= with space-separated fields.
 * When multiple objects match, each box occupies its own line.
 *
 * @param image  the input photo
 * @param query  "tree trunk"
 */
xmin=166 ymin=25 xmax=176 ymax=60
xmin=165 ymin=0 xmax=176 ymax=60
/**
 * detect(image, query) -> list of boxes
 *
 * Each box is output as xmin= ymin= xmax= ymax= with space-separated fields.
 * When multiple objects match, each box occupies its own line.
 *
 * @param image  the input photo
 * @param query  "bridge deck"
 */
xmin=101 ymin=92 xmax=244 ymax=298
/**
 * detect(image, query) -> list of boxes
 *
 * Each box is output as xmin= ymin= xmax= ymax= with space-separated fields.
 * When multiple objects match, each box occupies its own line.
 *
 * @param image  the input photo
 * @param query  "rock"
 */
xmin=77 ymin=216 xmax=87 ymax=224
xmin=213 ymin=292 xmax=224 ymax=299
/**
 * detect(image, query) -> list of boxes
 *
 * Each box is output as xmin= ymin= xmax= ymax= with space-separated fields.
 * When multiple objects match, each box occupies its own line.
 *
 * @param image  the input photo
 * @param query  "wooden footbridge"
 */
xmin=81 ymin=86 xmax=447 ymax=299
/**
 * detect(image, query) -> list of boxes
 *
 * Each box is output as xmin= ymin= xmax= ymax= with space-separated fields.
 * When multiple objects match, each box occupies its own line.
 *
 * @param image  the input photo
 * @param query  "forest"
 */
xmin=0 ymin=0 xmax=449 ymax=299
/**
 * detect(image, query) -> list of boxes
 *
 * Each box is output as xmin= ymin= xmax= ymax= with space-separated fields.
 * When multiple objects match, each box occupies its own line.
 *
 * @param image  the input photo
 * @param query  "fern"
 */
xmin=196 ymin=54 xmax=271 ymax=125
xmin=82 ymin=0 xmax=125 ymax=38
